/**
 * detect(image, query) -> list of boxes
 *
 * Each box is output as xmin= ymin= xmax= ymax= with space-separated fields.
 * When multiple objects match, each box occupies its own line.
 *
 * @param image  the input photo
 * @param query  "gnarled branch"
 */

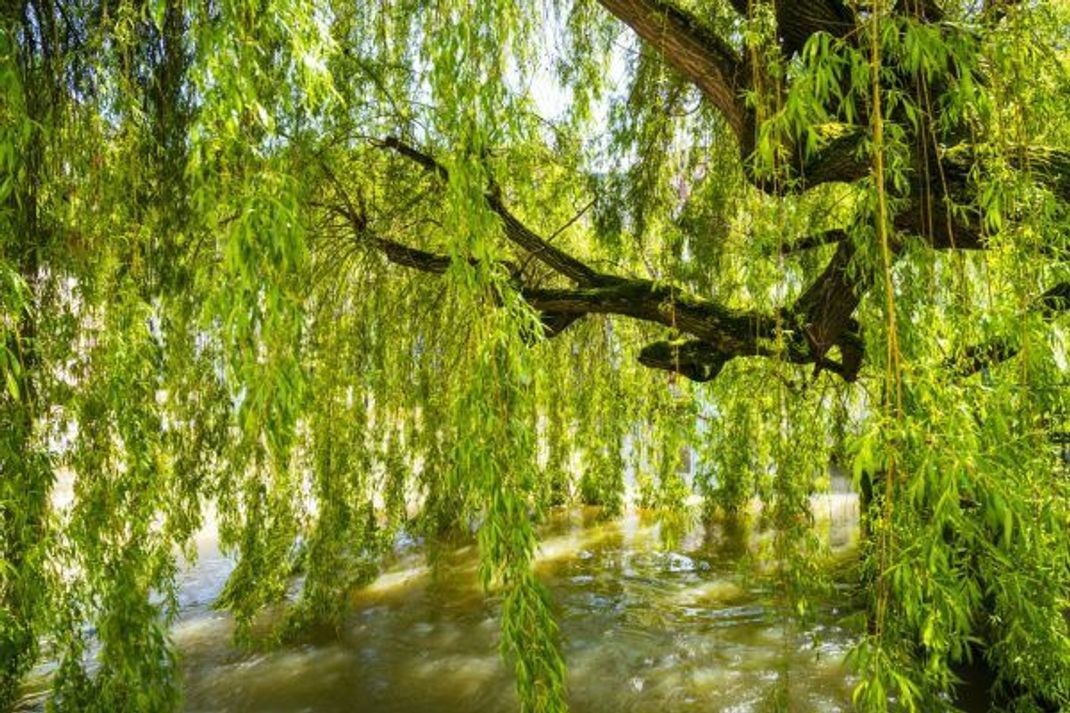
xmin=337 ymin=140 xmax=873 ymax=383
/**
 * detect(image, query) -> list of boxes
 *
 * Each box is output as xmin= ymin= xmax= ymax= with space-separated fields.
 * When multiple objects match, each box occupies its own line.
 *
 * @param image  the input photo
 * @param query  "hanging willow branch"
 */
xmin=3 ymin=0 xmax=1070 ymax=711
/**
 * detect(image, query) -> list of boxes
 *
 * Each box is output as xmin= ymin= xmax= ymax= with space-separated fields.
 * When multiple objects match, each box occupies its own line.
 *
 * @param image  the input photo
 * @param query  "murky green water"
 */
xmin=173 ymin=495 xmax=862 ymax=713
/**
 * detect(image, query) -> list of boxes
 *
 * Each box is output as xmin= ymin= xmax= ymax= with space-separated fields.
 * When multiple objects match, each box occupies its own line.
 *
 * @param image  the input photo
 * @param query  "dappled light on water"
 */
xmin=176 ymin=496 xmax=861 ymax=712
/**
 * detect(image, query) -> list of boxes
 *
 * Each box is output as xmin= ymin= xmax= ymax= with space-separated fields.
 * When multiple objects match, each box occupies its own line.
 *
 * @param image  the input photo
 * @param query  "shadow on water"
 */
xmin=171 ymin=496 xmax=864 ymax=713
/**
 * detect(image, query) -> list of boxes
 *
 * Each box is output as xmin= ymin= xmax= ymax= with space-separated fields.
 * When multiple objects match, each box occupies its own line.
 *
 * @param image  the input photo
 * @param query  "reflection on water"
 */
xmin=176 ymin=494 xmax=861 ymax=713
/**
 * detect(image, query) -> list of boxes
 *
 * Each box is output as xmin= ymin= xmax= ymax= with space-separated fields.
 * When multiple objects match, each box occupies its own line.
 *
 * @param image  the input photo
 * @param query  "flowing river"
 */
xmin=166 ymin=495 xmax=861 ymax=713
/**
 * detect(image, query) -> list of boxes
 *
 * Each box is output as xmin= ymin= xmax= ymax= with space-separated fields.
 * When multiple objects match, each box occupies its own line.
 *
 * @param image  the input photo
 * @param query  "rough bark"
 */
xmin=772 ymin=0 xmax=855 ymax=58
xmin=597 ymin=0 xmax=747 ymax=136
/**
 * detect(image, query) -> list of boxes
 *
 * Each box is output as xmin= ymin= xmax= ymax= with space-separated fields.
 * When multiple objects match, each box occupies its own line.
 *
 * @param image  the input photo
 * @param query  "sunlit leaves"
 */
xmin=2 ymin=1 xmax=1069 ymax=712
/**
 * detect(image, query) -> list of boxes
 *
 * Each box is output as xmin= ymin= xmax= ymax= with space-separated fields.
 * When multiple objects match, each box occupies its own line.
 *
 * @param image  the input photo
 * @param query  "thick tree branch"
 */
xmin=638 ymin=333 xmax=857 ymax=382
xmin=772 ymin=0 xmax=855 ymax=58
xmin=791 ymin=239 xmax=867 ymax=374
xmin=792 ymin=131 xmax=871 ymax=189
xmin=350 ymin=136 xmax=880 ymax=382
xmin=346 ymin=210 xmax=869 ymax=382
xmin=638 ymin=340 xmax=728 ymax=382
xmin=522 ymin=281 xmax=767 ymax=353
xmin=366 ymin=6 xmax=1064 ymax=387
xmin=379 ymin=136 xmax=448 ymax=180
xmin=365 ymin=135 xmax=1069 ymax=387
xmin=594 ymin=0 xmax=868 ymax=188
xmin=345 ymin=221 xmax=778 ymax=353
xmin=724 ymin=0 xmax=855 ymax=54
xmin=596 ymin=0 xmax=747 ymax=137
xmin=366 ymin=235 xmax=452 ymax=274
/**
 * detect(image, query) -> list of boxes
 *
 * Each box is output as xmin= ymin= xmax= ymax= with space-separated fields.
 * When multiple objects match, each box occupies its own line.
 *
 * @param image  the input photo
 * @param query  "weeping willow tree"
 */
xmin=1 ymin=0 xmax=1068 ymax=710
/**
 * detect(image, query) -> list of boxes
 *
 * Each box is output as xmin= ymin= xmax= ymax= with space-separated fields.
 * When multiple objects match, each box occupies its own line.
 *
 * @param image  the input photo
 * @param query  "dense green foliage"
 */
xmin=1 ymin=0 xmax=1068 ymax=711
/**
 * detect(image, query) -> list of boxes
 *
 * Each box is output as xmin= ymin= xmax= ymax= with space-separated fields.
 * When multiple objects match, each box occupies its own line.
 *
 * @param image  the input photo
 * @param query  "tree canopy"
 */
xmin=1 ymin=0 xmax=1068 ymax=711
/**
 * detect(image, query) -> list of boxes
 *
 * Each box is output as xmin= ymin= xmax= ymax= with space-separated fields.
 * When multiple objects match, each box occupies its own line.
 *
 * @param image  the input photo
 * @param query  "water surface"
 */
xmin=176 ymin=496 xmax=861 ymax=712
